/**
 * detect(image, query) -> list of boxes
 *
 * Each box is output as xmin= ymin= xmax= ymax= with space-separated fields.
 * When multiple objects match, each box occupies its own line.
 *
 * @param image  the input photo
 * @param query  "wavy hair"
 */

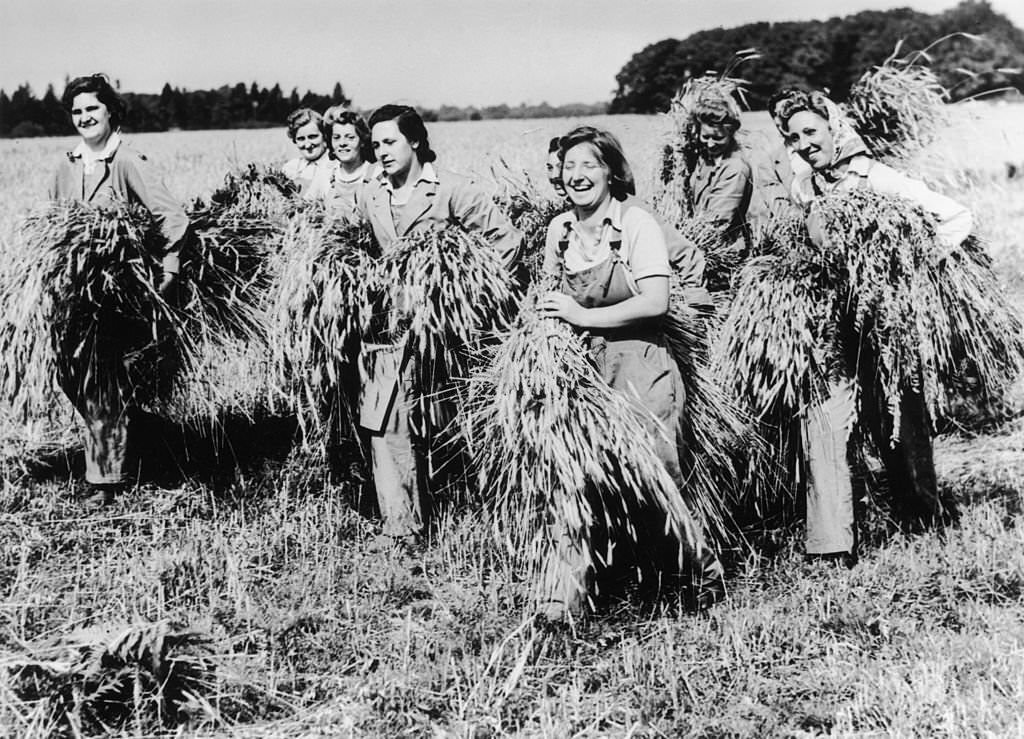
xmin=557 ymin=126 xmax=635 ymax=201
xmin=61 ymin=74 xmax=127 ymax=129
xmin=367 ymin=104 xmax=437 ymax=164
xmin=285 ymin=108 xmax=326 ymax=142
xmin=324 ymin=106 xmax=374 ymax=162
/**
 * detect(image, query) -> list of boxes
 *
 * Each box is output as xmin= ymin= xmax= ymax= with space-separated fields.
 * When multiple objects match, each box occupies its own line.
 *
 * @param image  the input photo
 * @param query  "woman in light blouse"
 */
xmin=775 ymin=89 xmax=971 ymax=563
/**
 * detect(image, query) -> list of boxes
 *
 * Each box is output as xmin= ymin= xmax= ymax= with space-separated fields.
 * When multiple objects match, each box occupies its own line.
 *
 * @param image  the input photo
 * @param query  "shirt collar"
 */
xmin=378 ymin=161 xmax=440 ymax=192
xmin=567 ymin=196 xmax=623 ymax=230
xmin=69 ymin=131 xmax=122 ymax=164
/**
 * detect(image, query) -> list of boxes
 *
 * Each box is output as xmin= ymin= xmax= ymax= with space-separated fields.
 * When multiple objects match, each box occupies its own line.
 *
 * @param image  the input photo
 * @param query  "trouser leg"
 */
xmin=870 ymin=390 xmax=948 ymax=530
xmin=369 ymin=376 xmax=422 ymax=538
xmin=536 ymin=521 xmax=592 ymax=620
xmin=802 ymin=380 xmax=856 ymax=555
xmin=80 ymin=398 xmax=133 ymax=486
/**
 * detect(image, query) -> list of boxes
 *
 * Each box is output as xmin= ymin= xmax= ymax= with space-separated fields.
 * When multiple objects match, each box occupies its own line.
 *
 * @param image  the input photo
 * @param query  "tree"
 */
xmin=610 ymin=0 xmax=1024 ymax=113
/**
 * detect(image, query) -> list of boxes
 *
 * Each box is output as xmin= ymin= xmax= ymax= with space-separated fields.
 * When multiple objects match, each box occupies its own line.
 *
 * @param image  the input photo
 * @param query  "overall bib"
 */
xmin=536 ymin=221 xmax=719 ymax=618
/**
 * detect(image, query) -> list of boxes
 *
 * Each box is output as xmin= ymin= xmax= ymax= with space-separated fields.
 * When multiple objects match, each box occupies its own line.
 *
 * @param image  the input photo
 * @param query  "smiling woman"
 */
xmin=282 ymin=107 xmax=337 ymax=200
xmin=48 ymin=73 xmax=189 ymax=505
xmin=538 ymin=125 xmax=724 ymax=620
xmin=357 ymin=104 xmax=523 ymax=549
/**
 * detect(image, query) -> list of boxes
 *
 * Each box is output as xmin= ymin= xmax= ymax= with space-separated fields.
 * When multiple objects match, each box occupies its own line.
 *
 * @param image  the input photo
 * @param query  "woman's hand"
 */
xmin=158 ymin=271 xmax=179 ymax=301
xmin=541 ymin=291 xmax=588 ymax=327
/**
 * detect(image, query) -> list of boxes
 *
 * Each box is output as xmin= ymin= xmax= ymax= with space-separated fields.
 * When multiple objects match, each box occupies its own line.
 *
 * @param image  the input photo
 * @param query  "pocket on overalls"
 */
xmin=606 ymin=341 xmax=677 ymax=425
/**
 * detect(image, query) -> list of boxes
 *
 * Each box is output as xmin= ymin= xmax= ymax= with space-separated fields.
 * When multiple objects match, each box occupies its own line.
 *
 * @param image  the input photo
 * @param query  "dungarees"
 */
xmin=536 ymin=221 xmax=716 ymax=617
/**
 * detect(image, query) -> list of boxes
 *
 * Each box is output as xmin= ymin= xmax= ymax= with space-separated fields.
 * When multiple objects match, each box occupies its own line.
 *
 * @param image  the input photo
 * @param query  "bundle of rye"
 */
xmin=1 ymin=198 xmax=273 ymax=445
xmin=370 ymin=225 xmax=519 ymax=490
xmin=717 ymin=189 xmax=1024 ymax=458
xmin=268 ymin=211 xmax=378 ymax=445
xmin=465 ymin=286 xmax=707 ymax=598
xmin=490 ymin=165 xmax=566 ymax=286
xmin=845 ymin=43 xmax=950 ymax=164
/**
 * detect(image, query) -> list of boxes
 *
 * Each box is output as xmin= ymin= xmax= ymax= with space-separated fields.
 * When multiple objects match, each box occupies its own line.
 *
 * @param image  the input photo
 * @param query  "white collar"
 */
xmin=70 ymin=131 xmax=122 ymax=165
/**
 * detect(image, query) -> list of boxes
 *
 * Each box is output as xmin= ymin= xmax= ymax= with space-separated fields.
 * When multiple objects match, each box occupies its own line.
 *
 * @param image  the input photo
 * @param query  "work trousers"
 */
xmin=802 ymin=376 xmax=945 ymax=555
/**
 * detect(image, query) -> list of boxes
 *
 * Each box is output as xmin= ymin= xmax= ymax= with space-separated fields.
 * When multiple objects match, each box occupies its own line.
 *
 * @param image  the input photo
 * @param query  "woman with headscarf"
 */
xmin=774 ymin=90 xmax=971 ymax=563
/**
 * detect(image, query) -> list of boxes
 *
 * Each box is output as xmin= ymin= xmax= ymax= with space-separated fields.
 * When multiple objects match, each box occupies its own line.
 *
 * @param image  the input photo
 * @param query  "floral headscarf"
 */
xmin=773 ymin=89 xmax=869 ymax=170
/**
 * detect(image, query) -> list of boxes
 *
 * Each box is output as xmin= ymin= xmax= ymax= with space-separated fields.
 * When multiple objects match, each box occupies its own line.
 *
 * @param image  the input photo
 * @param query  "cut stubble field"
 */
xmin=2 ymin=105 xmax=1024 ymax=737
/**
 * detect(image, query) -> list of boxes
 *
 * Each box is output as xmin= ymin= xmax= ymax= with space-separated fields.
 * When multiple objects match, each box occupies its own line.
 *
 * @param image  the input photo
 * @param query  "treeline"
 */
xmin=0 ymin=81 xmax=351 ymax=138
xmin=0 ymin=78 xmax=608 ymax=138
xmin=420 ymin=101 xmax=607 ymax=122
xmin=611 ymin=0 xmax=1024 ymax=113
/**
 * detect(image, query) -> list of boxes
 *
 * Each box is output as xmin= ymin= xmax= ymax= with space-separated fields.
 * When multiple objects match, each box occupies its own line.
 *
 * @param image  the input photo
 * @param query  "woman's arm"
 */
xmin=698 ymin=156 xmax=752 ymax=226
xmin=449 ymin=178 xmax=524 ymax=270
xmin=541 ymin=275 xmax=669 ymax=329
xmin=117 ymin=150 xmax=189 ymax=288
xmin=868 ymin=162 xmax=973 ymax=250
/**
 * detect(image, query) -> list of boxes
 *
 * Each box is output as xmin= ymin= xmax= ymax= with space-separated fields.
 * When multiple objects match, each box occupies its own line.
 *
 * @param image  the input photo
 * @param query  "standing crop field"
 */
xmin=2 ymin=105 xmax=1024 ymax=737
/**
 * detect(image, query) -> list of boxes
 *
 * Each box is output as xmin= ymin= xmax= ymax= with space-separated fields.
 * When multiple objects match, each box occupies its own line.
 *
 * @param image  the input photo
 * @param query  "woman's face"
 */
xmin=371 ymin=120 xmax=418 ymax=181
xmin=293 ymin=121 xmax=326 ymax=162
xmin=71 ymin=92 xmax=113 ymax=146
xmin=561 ymin=142 xmax=612 ymax=211
xmin=785 ymin=110 xmax=835 ymax=171
xmin=546 ymin=150 xmax=566 ymax=197
xmin=698 ymin=122 xmax=733 ymax=160
xmin=331 ymin=122 xmax=363 ymax=166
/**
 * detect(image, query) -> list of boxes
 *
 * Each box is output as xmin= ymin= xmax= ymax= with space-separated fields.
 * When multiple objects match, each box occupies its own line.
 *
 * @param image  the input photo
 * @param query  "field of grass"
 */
xmin=2 ymin=105 xmax=1024 ymax=737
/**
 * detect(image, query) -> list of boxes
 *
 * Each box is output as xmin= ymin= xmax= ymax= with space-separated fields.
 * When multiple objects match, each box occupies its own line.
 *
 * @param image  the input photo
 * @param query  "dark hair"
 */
xmin=61 ymin=74 xmax=127 ymax=129
xmin=367 ymin=104 xmax=437 ymax=163
xmin=286 ymin=108 xmax=325 ymax=141
xmin=771 ymin=90 xmax=830 ymax=133
xmin=558 ymin=125 xmax=635 ymax=200
xmin=324 ymin=107 xmax=374 ymax=162
xmin=548 ymin=136 xmax=562 ymax=154
xmin=767 ymin=87 xmax=806 ymax=122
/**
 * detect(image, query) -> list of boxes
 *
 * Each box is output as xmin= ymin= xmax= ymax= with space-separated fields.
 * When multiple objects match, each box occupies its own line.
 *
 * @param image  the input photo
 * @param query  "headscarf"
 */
xmin=772 ymin=89 xmax=868 ymax=171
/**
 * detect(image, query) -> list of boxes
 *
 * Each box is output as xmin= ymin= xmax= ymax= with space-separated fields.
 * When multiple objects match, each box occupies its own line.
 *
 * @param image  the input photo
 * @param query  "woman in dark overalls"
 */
xmin=538 ymin=125 xmax=724 ymax=619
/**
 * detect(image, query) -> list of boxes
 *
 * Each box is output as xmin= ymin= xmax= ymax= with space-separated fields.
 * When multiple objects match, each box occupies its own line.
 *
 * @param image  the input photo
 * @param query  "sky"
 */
xmin=2 ymin=0 xmax=1022 ymax=109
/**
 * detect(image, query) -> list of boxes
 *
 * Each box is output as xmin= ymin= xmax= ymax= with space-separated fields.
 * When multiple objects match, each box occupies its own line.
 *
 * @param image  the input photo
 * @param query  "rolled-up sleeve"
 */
xmin=868 ymin=163 xmax=973 ymax=250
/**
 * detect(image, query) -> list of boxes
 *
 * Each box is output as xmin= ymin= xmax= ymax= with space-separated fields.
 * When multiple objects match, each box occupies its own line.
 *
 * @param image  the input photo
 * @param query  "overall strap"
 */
xmin=601 ymin=220 xmax=625 ymax=298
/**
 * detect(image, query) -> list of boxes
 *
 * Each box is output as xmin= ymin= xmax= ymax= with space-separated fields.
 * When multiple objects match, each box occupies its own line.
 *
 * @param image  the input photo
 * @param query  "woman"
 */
xmin=746 ymin=88 xmax=809 ymax=230
xmin=776 ymin=90 xmax=971 ymax=562
xmin=685 ymin=92 xmax=752 ymax=252
xmin=49 ymin=73 xmax=189 ymax=503
xmin=539 ymin=125 xmax=724 ymax=619
xmin=323 ymin=106 xmax=373 ymax=214
xmin=358 ymin=104 xmax=522 ymax=548
xmin=282 ymin=108 xmax=336 ymax=201
xmin=545 ymin=136 xmax=567 ymax=199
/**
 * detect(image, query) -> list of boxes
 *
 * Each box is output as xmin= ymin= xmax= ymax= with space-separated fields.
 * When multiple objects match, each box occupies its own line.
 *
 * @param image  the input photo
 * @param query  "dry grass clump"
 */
xmin=846 ymin=45 xmax=950 ymax=164
xmin=203 ymin=162 xmax=300 ymax=220
xmin=718 ymin=189 xmax=1024 ymax=443
xmin=490 ymin=166 xmax=566 ymax=285
xmin=269 ymin=213 xmax=377 ymax=440
xmin=3 ymin=621 xmax=223 ymax=736
xmin=2 ymin=200 xmax=275 ymax=439
xmin=464 ymin=287 xmax=704 ymax=600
